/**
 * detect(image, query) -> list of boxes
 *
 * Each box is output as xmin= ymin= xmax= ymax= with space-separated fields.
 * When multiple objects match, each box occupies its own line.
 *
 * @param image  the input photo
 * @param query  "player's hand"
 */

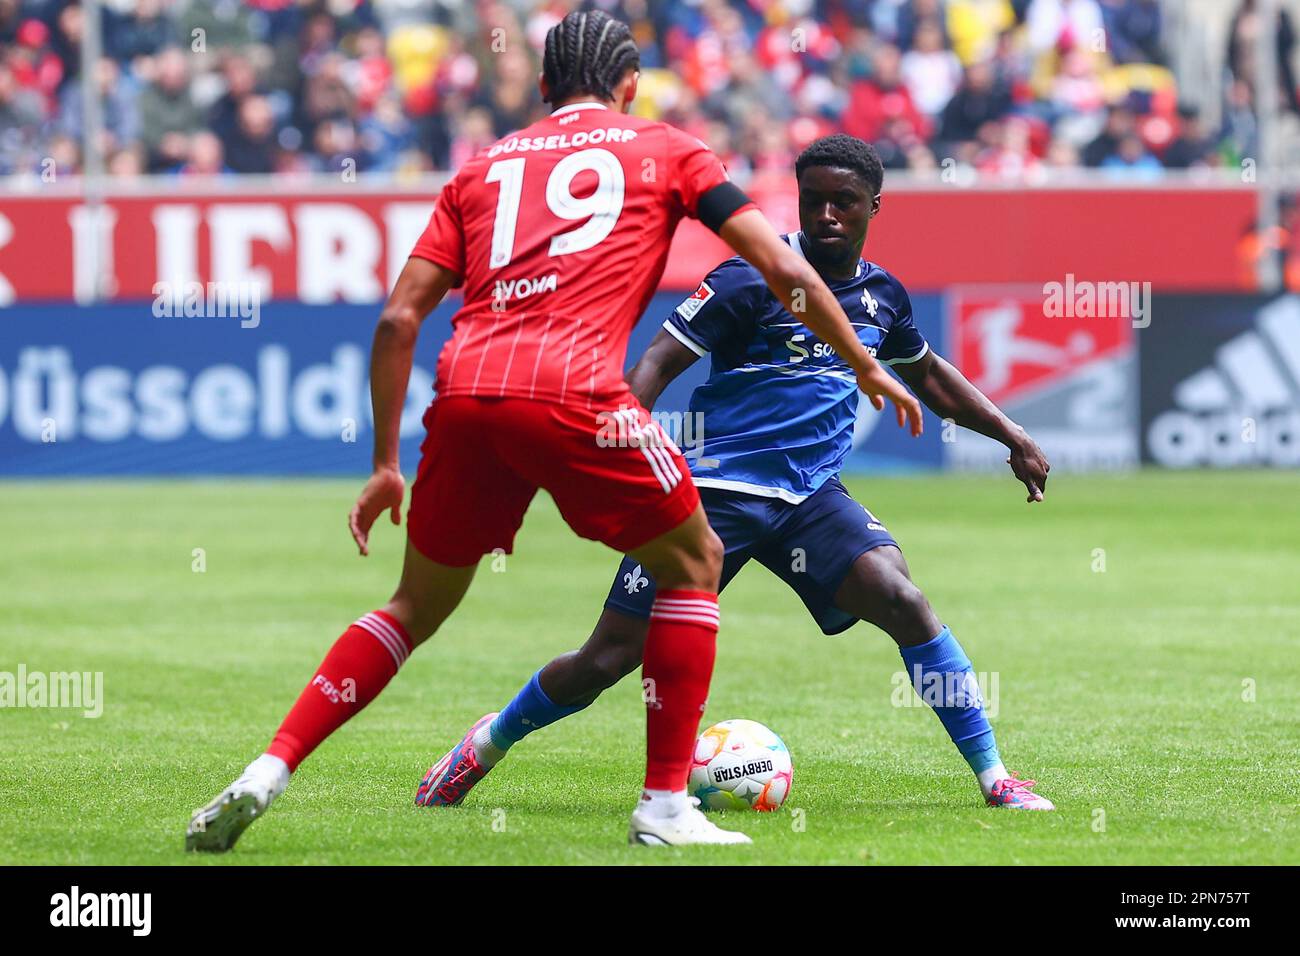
xmin=1007 ymin=433 xmax=1049 ymax=503
xmin=349 ymin=466 xmax=406 ymax=556
xmin=856 ymin=364 xmax=924 ymax=437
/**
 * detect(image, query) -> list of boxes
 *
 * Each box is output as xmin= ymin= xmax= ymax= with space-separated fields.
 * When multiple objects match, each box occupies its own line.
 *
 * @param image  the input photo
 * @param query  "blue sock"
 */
xmin=899 ymin=627 xmax=1003 ymax=776
xmin=490 ymin=670 xmax=589 ymax=752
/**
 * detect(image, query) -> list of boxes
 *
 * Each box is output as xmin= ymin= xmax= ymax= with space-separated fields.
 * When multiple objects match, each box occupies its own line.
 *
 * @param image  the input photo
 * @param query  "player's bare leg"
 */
xmin=833 ymin=546 xmax=1054 ymax=810
xmin=188 ymin=542 xmax=477 ymax=852
xmin=380 ymin=540 xmax=479 ymax=647
xmin=540 ymin=609 xmax=649 ymax=707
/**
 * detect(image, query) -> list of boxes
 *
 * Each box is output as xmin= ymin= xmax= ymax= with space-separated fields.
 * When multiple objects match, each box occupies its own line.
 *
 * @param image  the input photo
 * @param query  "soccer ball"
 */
xmin=689 ymin=718 xmax=793 ymax=812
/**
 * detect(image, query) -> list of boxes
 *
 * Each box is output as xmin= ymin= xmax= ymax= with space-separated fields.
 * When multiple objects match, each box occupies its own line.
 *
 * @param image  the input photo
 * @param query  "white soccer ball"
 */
xmin=688 ymin=718 xmax=793 ymax=812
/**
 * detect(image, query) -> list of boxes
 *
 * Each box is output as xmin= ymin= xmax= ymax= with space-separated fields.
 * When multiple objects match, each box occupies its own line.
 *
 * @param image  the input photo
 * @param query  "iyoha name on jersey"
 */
xmin=493 ymin=273 xmax=559 ymax=303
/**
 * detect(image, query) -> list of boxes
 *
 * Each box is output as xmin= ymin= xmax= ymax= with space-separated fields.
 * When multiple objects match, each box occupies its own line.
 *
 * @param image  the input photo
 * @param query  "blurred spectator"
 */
xmin=108 ymin=0 xmax=174 ymax=64
xmin=976 ymin=116 xmax=1041 ymax=179
xmin=905 ymin=140 xmax=939 ymax=171
xmin=896 ymin=0 xmax=949 ymax=53
xmin=309 ymin=116 xmax=359 ymax=174
xmin=1163 ymin=104 xmax=1217 ymax=169
xmin=1100 ymin=131 xmax=1162 ymax=178
xmin=989 ymin=25 xmax=1031 ymax=94
xmin=844 ymin=43 xmax=929 ymax=145
xmin=345 ymin=25 xmax=391 ymax=114
xmin=1082 ymin=102 xmax=1136 ymax=165
xmin=1100 ymin=0 xmax=1163 ymax=66
xmin=1043 ymin=135 xmax=1082 ymax=168
xmin=751 ymin=120 xmax=797 ymax=174
xmin=48 ymin=2 xmax=82 ymax=88
xmin=45 ymin=130 xmax=80 ymax=176
xmin=0 ymin=0 xmax=1239 ymax=183
xmin=108 ymin=143 xmax=146 ymax=177
xmin=175 ymin=130 xmax=231 ymax=176
xmin=901 ymin=18 xmax=963 ymax=118
xmin=138 ymin=46 xmax=200 ymax=171
xmin=447 ymin=105 xmax=494 ymax=171
xmin=225 ymin=93 xmax=277 ymax=173
xmin=177 ymin=0 xmax=255 ymax=55
xmin=1026 ymin=0 xmax=1105 ymax=56
xmin=361 ymin=92 xmax=414 ymax=171
xmin=705 ymin=51 xmax=791 ymax=129
xmin=208 ymin=51 xmax=262 ymax=152
xmin=947 ymin=0 xmax=1017 ymax=65
xmin=477 ymin=45 xmax=535 ymax=136
xmin=940 ymin=60 xmax=1013 ymax=145
xmin=9 ymin=16 xmax=65 ymax=111
xmin=1050 ymin=48 xmax=1105 ymax=118
xmin=59 ymin=56 xmax=139 ymax=157
xmin=1227 ymin=0 xmax=1300 ymax=118
xmin=0 ymin=0 xmax=16 ymax=42
xmin=295 ymin=52 xmax=355 ymax=147
xmin=0 ymin=61 xmax=45 ymax=174
xmin=1219 ymin=77 xmax=1260 ymax=166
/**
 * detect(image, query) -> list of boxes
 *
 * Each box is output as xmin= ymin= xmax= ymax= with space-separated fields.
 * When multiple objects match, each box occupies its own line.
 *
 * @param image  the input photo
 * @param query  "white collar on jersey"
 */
xmin=550 ymin=101 xmax=609 ymax=116
xmin=787 ymin=231 xmax=865 ymax=279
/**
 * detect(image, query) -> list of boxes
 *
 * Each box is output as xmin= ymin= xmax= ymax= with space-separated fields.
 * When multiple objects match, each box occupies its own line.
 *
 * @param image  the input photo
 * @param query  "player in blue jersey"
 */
xmin=417 ymin=134 xmax=1056 ymax=821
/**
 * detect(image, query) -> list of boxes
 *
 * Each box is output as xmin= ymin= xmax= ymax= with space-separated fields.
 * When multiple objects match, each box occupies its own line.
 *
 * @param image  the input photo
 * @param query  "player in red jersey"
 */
xmin=186 ymin=10 xmax=922 ymax=851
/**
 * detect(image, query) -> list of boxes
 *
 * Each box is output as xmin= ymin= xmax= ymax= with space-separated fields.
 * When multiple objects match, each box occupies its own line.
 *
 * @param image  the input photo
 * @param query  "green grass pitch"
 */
xmin=1 ymin=471 xmax=1297 ymax=865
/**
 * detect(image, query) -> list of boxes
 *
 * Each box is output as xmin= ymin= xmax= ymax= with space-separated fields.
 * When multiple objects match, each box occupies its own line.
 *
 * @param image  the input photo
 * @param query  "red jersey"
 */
xmin=410 ymin=102 xmax=748 ymax=407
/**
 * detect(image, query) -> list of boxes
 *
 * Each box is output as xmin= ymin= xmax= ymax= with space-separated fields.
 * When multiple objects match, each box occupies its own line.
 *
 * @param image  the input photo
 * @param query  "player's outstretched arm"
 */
xmin=349 ymin=257 xmax=460 ymax=555
xmin=717 ymin=209 xmax=922 ymax=436
xmin=624 ymin=329 xmax=702 ymax=410
xmin=895 ymin=350 xmax=1050 ymax=502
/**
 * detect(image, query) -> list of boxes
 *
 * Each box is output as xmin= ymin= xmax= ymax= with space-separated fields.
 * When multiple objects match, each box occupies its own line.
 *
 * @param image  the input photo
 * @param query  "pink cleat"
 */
xmin=415 ymin=713 xmax=498 ymax=807
xmin=986 ymin=774 xmax=1055 ymax=810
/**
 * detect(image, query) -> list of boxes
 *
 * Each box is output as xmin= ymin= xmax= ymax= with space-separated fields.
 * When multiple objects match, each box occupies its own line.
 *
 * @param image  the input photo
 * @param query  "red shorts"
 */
xmin=407 ymin=395 xmax=700 ymax=566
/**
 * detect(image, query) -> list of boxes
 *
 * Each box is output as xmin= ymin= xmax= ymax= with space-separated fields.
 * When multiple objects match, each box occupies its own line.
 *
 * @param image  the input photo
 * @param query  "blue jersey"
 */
xmin=662 ymin=232 xmax=928 ymax=503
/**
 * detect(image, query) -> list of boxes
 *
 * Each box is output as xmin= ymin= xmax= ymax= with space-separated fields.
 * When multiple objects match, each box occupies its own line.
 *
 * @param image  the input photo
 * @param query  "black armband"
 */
xmin=697 ymin=182 xmax=753 ymax=234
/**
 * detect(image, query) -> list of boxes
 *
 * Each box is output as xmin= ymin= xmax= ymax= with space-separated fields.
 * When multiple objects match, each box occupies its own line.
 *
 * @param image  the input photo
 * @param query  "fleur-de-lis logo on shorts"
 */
xmin=623 ymin=564 xmax=650 ymax=595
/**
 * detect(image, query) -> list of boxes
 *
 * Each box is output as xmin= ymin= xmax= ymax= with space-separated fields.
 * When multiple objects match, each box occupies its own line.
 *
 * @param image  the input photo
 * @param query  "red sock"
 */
xmin=642 ymin=589 xmax=719 ymax=792
xmin=266 ymin=611 xmax=412 ymax=772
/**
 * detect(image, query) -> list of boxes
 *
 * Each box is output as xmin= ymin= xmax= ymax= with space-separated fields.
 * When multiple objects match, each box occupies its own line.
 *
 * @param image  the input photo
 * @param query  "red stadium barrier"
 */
xmin=0 ymin=181 xmax=1261 ymax=303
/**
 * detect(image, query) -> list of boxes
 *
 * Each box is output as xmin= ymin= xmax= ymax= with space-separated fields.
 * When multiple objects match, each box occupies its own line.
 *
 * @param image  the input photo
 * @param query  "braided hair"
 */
xmin=541 ymin=10 xmax=640 ymax=105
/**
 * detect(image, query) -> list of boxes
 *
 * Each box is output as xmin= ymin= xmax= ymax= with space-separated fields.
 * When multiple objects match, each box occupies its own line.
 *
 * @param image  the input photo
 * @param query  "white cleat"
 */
xmin=629 ymin=798 xmax=752 ymax=846
xmin=186 ymin=755 xmax=289 ymax=852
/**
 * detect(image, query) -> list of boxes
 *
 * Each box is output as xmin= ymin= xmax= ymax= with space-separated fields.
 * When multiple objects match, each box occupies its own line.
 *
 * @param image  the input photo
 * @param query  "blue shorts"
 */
xmin=604 ymin=476 xmax=898 ymax=636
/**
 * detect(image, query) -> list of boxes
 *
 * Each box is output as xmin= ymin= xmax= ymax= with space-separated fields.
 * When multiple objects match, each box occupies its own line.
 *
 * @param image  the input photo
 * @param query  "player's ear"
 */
xmin=615 ymin=70 xmax=639 ymax=113
xmin=539 ymin=72 xmax=551 ymax=104
xmin=870 ymin=193 xmax=881 ymax=218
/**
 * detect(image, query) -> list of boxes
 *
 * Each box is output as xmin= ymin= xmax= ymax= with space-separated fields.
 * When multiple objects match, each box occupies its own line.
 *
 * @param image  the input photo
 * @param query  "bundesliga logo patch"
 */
xmin=675 ymin=281 xmax=715 ymax=322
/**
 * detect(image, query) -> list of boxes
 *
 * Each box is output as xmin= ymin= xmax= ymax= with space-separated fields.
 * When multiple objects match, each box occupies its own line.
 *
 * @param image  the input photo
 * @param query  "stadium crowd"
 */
xmin=0 ymin=0 xmax=1294 ymax=182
